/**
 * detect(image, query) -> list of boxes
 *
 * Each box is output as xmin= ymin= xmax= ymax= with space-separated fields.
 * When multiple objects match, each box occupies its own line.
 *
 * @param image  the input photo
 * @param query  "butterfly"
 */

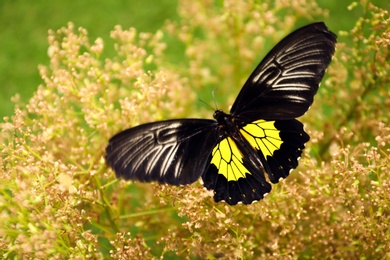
xmin=105 ymin=22 xmax=337 ymax=205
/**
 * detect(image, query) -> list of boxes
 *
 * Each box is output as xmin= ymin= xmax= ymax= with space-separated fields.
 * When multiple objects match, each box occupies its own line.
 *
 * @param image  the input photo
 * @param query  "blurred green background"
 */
xmin=0 ymin=0 xmax=385 ymax=120
xmin=0 ymin=0 xmax=178 ymax=120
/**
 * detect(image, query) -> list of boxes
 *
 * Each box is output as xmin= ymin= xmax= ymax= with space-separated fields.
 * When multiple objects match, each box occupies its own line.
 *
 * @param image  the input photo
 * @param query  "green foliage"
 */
xmin=1 ymin=0 xmax=389 ymax=258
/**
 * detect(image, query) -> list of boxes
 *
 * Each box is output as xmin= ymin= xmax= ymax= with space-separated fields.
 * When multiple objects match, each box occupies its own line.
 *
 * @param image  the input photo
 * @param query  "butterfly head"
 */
xmin=213 ymin=109 xmax=229 ymax=124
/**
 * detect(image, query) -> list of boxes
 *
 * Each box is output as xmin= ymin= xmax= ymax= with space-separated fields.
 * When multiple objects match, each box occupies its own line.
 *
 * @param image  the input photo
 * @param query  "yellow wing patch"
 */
xmin=210 ymin=120 xmax=282 ymax=182
xmin=240 ymin=120 xmax=283 ymax=158
xmin=210 ymin=137 xmax=250 ymax=181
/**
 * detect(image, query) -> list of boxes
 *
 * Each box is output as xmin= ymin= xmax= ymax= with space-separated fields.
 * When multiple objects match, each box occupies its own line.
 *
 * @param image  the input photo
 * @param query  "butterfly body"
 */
xmin=106 ymin=22 xmax=337 ymax=205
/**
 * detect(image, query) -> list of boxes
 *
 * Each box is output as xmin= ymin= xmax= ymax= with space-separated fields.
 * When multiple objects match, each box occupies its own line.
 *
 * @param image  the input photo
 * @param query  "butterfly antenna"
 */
xmin=212 ymin=86 xmax=219 ymax=110
xmin=198 ymin=98 xmax=215 ymax=111
xmin=198 ymin=86 xmax=220 ymax=111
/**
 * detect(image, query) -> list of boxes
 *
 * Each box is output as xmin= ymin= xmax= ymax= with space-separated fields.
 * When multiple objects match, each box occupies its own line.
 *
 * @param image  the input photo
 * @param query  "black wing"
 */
xmin=230 ymin=22 xmax=337 ymax=123
xmin=105 ymin=119 xmax=218 ymax=185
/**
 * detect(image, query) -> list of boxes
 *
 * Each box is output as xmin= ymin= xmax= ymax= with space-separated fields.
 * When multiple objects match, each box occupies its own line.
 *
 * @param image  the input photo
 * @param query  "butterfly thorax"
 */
xmin=213 ymin=109 xmax=241 ymax=139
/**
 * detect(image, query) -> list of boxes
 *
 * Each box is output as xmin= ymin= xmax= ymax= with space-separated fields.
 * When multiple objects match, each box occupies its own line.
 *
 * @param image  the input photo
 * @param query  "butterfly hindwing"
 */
xmin=202 ymin=137 xmax=272 ymax=205
xmin=230 ymin=22 xmax=337 ymax=122
xmin=240 ymin=119 xmax=309 ymax=183
xmin=106 ymin=119 xmax=218 ymax=185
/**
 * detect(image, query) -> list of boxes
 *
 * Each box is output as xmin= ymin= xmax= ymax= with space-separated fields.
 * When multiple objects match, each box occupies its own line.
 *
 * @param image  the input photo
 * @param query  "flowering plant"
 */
xmin=1 ymin=0 xmax=389 ymax=258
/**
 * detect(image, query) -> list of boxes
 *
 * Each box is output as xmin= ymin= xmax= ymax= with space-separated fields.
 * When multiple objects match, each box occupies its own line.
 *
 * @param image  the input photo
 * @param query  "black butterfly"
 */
xmin=105 ymin=22 xmax=337 ymax=205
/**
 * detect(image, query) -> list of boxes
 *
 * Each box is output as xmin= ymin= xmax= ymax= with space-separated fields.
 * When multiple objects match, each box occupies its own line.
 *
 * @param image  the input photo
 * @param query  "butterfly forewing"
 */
xmin=230 ymin=22 xmax=337 ymax=122
xmin=106 ymin=119 xmax=218 ymax=185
